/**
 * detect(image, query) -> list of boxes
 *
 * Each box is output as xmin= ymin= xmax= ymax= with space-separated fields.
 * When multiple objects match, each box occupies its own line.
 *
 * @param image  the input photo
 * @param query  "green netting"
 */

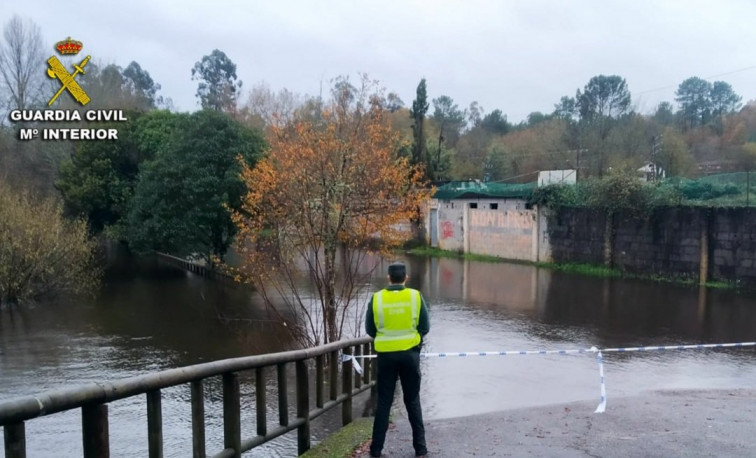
xmin=433 ymin=181 xmax=537 ymax=200
xmin=660 ymin=173 xmax=749 ymax=201
xmin=696 ymin=172 xmax=751 ymax=185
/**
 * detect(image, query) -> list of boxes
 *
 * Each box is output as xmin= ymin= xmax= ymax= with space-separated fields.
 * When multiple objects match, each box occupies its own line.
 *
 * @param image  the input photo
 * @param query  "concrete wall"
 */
xmin=468 ymin=209 xmax=535 ymax=261
xmin=548 ymin=207 xmax=756 ymax=286
xmin=430 ymin=198 xmax=543 ymax=262
xmin=429 ymin=199 xmax=756 ymax=286
xmin=436 ymin=200 xmax=465 ymax=251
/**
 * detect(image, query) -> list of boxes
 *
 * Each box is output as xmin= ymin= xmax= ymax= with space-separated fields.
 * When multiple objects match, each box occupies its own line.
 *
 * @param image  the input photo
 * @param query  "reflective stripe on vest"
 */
xmin=372 ymin=288 xmax=421 ymax=352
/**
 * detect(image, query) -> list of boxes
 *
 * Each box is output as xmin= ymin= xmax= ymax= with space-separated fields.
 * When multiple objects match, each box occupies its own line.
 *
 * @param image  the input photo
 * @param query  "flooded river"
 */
xmin=2 ymin=251 xmax=756 ymax=457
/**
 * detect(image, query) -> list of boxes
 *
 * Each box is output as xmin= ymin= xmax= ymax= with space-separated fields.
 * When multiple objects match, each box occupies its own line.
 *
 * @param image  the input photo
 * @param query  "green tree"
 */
xmin=56 ymin=115 xmax=141 ymax=232
xmin=573 ymin=75 xmax=632 ymax=177
xmin=657 ymin=128 xmax=694 ymax=177
xmin=467 ymin=101 xmax=484 ymax=127
xmin=431 ymin=95 xmax=466 ymax=146
xmin=385 ymin=92 xmax=404 ymax=112
xmin=675 ymin=76 xmax=712 ymax=130
xmin=56 ymin=111 xmax=185 ymax=234
xmin=133 ymin=110 xmax=188 ymax=161
xmin=577 ymin=75 xmax=631 ymax=122
xmin=123 ymin=61 xmax=164 ymax=108
xmin=526 ymin=111 xmax=551 ymax=127
xmin=653 ymin=101 xmax=676 ymax=126
xmin=0 ymin=180 xmax=98 ymax=304
xmin=191 ymin=49 xmax=242 ymax=113
xmin=127 ymin=110 xmax=265 ymax=261
xmin=72 ymin=61 xmax=163 ymax=111
xmin=710 ymin=81 xmax=742 ymax=117
xmin=710 ymin=80 xmax=742 ymax=133
xmin=409 ymin=78 xmax=429 ymax=170
xmin=430 ymin=95 xmax=466 ymax=180
xmin=480 ymin=109 xmax=510 ymax=134
xmin=553 ymin=96 xmax=578 ymax=120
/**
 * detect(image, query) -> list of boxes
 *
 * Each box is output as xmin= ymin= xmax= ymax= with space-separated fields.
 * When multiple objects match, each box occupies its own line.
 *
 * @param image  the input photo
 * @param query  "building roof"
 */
xmin=433 ymin=180 xmax=536 ymax=200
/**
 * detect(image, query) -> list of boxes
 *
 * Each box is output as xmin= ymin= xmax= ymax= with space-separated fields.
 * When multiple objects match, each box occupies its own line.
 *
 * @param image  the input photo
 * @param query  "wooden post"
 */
xmin=296 ymin=360 xmax=311 ymax=454
xmin=370 ymin=344 xmax=378 ymax=409
xmin=315 ymin=355 xmax=324 ymax=408
xmin=190 ymin=380 xmax=206 ymax=458
xmin=223 ymin=373 xmax=241 ymax=458
xmin=147 ymin=390 xmax=163 ymax=458
xmin=329 ymin=351 xmax=339 ymax=401
xmin=353 ymin=345 xmax=362 ymax=389
xmin=4 ymin=423 xmax=26 ymax=458
xmin=362 ymin=342 xmax=371 ymax=385
xmin=277 ymin=363 xmax=289 ymax=426
xmin=82 ymin=404 xmax=109 ymax=458
xmin=255 ymin=367 xmax=267 ymax=437
xmin=342 ymin=347 xmax=353 ymax=425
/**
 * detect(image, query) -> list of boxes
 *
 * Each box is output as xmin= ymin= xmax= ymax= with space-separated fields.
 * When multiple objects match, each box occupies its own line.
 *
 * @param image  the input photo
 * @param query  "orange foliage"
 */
xmin=231 ymin=83 xmax=431 ymax=345
xmin=235 ymin=105 xmax=430 ymax=257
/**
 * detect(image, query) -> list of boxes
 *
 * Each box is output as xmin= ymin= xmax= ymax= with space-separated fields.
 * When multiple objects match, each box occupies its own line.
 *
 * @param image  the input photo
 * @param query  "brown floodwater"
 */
xmin=2 ymin=250 xmax=756 ymax=457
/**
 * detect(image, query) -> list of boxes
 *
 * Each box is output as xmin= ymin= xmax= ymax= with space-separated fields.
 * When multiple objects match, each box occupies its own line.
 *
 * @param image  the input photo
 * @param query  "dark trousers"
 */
xmin=370 ymin=349 xmax=426 ymax=456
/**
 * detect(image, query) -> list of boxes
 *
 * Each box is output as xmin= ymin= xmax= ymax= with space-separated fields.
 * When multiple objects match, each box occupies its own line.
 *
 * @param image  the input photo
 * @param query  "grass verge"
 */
xmin=406 ymin=247 xmax=739 ymax=290
xmin=301 ymin=417 xmax=373 ymax=458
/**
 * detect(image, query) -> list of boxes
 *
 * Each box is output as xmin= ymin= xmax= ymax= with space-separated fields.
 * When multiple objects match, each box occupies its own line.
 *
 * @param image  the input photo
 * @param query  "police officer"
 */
xmin=365 ymin=261 xmax=430 ymax=457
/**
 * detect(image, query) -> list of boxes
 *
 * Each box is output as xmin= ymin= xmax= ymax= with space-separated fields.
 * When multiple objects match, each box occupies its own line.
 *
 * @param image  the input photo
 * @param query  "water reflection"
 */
xmin=3 ymin=252 xmax=756 ymax=455
xmin=399 ymin=257 xmax=756 ymax=419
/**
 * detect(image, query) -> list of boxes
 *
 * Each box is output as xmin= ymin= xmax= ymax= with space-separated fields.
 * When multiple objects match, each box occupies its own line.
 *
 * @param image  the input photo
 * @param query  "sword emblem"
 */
xmin=47 ymin=55 xmax=91 ymax=106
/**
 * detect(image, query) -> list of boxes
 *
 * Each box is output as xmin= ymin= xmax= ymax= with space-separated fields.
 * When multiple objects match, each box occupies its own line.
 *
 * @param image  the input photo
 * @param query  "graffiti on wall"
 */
xmin=441 ymin=220 xmax=455 ymax=239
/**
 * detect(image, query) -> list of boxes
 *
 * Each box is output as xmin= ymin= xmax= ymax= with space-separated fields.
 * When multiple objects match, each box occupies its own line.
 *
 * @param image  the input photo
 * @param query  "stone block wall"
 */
xmin=547 ymin=208 xmax=607 ymax=265
xmin=548 ymin=206 xmax=756 ymax=287
xmin=710 ymin=208 xmax=756 ymax=285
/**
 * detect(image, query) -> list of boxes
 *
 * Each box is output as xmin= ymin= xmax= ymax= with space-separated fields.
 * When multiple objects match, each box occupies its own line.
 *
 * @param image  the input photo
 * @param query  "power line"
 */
xmin=488 ymin=170 xmax=539 ymax=183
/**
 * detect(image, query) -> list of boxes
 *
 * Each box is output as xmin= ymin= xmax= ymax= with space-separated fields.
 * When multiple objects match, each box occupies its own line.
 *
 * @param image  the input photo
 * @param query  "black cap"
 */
xmin=388 ymin=262 xmax=406 ymax=278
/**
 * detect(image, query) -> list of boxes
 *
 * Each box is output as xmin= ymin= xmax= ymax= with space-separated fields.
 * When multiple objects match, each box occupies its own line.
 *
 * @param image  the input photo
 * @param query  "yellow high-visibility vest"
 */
xmin=372 ymin=288 xmax=421 ymax=352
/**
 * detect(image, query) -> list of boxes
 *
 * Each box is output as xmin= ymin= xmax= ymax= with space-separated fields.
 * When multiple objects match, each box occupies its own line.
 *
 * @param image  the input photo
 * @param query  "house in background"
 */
xmin=537 ymin=169 xmax=577 ymax=186
xmin=427 ymin=181 xmax=552 ymax=262
xmin=637 ymin=162 xmax=666 ymax=182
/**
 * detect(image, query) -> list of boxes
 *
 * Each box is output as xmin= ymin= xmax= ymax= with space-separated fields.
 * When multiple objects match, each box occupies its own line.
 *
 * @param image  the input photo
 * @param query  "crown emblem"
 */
xmin=55 ymin=37 xmax=83 ymax=55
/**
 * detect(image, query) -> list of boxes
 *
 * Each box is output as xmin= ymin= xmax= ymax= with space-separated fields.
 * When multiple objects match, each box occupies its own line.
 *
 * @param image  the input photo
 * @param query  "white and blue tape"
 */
xmin=342 ymin=341 xmax=756 ymax=413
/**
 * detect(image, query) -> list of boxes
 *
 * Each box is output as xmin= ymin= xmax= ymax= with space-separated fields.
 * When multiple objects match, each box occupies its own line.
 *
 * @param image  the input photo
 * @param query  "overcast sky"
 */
xmin=4 ymin=0 xmax=756 ymax=122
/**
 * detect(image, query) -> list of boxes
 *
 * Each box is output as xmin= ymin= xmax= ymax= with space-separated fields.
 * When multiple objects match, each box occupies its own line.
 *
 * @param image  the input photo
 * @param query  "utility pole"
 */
xmin=651 ymin=135 xmax=663 ymax=181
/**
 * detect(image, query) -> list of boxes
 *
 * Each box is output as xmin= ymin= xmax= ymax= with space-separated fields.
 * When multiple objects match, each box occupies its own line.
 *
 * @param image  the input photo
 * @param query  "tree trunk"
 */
xmin=323 ymin=244 xmax=338 ymax=344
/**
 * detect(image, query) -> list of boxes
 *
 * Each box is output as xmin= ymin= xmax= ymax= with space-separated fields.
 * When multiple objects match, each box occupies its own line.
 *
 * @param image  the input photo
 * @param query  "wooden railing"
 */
xmin=0 ymin=337 xmax=375 ymax=457
xmin=155 ymin=252 xmax=236 ymax=281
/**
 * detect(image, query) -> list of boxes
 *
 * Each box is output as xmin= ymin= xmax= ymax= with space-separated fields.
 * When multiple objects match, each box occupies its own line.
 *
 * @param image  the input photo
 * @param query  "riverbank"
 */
xmin=406 ymin=246 xmax=735 ymax=290
xmin=354 ymin=388 xmax=756 ymax=457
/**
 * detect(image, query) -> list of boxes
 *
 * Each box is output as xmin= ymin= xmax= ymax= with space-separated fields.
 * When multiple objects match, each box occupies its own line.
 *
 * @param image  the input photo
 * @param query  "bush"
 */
xmin=0 ymin=182 xmax=99 ymax=304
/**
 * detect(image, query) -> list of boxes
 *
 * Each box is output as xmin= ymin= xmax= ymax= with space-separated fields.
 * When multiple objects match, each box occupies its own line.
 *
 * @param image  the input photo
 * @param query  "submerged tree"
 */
xmin=128 ymin=110 xmax=265 ymax=261
xmin=0 ymin=180 xmax=99 ymax=304
xmin=233 ymin=76 xmax=431 ymax=346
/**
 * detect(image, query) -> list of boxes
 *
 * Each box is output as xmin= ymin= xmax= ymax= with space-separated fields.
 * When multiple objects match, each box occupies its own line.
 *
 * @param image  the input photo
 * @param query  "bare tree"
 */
xmin=0 ymin=15 xmax=45 ymax=114
xmin=239 ymin=81 xmax=303 ymax=130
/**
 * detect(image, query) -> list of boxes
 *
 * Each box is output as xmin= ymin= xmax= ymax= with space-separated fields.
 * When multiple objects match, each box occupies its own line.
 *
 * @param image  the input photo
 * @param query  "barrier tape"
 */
xmin=342 ymin=341 xmax=756 ymax=413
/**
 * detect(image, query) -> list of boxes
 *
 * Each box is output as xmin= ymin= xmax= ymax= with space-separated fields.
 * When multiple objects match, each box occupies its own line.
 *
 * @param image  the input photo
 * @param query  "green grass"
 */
xmin=533 ymin=261 xmax=623 ymax=278
xmin=406 ymin=247 xmax=741 ymax=290
xmin=407 ymin=246 xmax=516 ymax=264
xmin=301 ymin=417 xmax=373 ymax=458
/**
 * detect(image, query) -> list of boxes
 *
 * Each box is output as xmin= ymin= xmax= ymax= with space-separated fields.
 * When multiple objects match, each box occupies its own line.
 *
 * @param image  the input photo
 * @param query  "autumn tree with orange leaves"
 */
xmin=232 ymin=77 xmax=432 ymax=346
